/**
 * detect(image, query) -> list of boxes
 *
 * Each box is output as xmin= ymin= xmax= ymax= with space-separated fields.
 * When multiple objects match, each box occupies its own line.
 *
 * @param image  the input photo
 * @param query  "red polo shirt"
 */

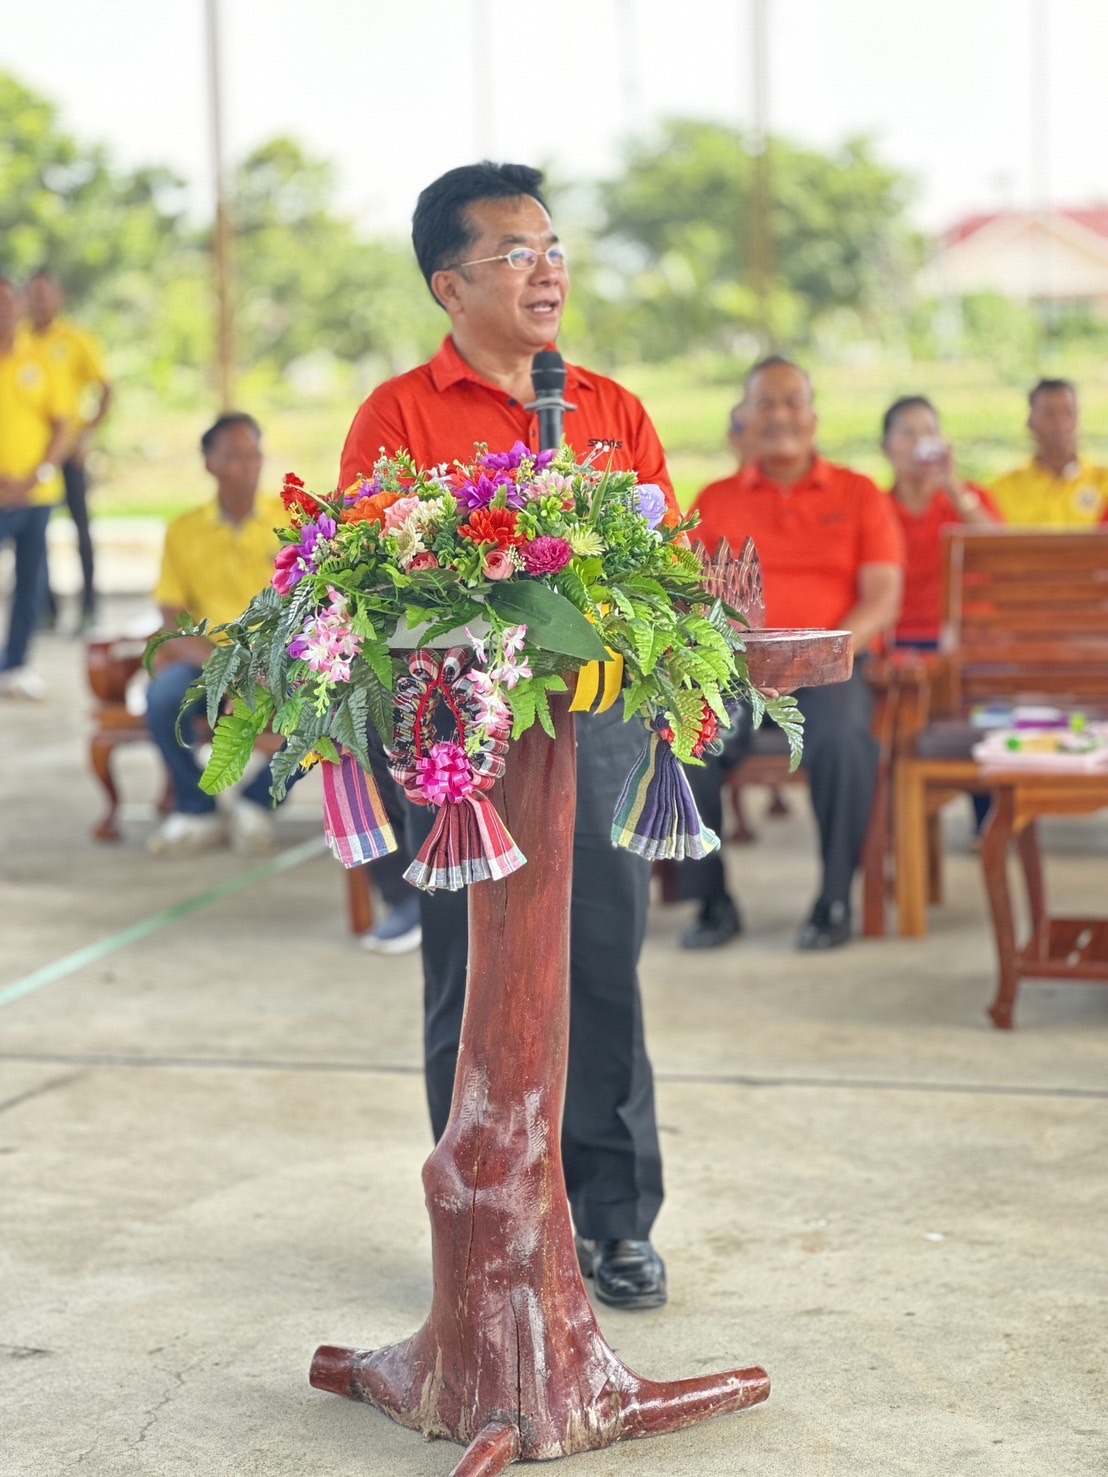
xmin=691 ymin=458 xmax=904 ymax=633
xmin=889 ymin=484 xmax=1001 ymax=643
xmin=339 ymin=336 xmax=675 ymax=507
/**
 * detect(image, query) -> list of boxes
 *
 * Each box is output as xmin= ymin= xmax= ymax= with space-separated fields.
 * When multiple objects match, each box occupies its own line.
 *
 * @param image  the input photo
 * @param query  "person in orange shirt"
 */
xmin=340 ymin=162 xmax=673 ymax=1310
xmin=881 ymin=395 xmax=1001 ymax=648
xmin=685 ymin=357 xmax=904 ymax=950
xmin=881 ymin=395 xmax=1002 ymax=838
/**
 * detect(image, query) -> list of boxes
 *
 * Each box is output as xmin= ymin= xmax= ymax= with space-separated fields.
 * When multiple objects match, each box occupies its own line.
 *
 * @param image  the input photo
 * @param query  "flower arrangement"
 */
xmin=152 ymin=441 xmax=802 ymax=889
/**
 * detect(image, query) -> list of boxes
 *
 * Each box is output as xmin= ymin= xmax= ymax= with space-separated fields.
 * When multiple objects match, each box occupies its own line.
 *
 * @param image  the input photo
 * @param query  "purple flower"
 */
xmin=456 ymin=472 xmax=528 ymax=512
xmin=271 ymin=515 xmax=338 ymax=594
xmin=635 ymin=483 xmax=667 ymax=529
xmin=481 ymin=441 xmax=556 ymax=473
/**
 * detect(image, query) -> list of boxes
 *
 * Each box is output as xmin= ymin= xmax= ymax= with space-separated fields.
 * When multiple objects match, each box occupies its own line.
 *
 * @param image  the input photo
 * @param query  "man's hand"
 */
xmin=0 ymin=475 xmax=35 ymax=509
xmin=154 ymin=606 xmax=214 ymax=671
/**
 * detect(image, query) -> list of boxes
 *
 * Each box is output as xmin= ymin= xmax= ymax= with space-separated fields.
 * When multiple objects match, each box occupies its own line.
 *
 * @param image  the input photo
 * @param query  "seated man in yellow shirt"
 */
xmin=989 ymin=378 xmax=1108 ymax=526
xmin=0 ymin=277 xmax=72 ymax=700
xmin=148 ymin=412 xmax=286 ymax=857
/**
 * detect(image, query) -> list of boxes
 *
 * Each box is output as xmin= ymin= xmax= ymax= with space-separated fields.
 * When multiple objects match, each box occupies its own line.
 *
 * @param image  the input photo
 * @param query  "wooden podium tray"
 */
xmin=739 ymin=628 xmax=853 ymax=694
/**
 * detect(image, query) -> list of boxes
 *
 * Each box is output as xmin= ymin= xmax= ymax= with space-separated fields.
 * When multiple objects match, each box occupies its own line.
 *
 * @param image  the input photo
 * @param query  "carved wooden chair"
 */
xmin=87 ymin=637 xmax=375 ymax=935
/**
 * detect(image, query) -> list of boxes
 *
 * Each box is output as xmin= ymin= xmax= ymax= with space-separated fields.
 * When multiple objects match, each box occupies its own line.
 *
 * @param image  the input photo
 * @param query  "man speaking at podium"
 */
xmin=340 ymin=162 xmax=674 ymax=1309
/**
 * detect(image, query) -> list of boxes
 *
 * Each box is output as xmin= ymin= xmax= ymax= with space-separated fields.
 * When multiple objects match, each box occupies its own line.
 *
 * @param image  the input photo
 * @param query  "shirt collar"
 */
xmin=1031 ymin=455 xmax=1084 ymax=482
xmin=739 ymin=454 xmax=830 ymax=492
xmin=203 ymin=497 xmax=266 ymax=529
xmin=429 ymin=336 xmax=594 ymax=395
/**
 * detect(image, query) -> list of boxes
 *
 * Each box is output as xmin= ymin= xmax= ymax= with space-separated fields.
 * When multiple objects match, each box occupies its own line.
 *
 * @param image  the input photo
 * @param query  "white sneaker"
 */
xmin=147 ymin=811 xmax=227 ymax=857
xmin=0 ymin=667 xmax=47 ymax=701
xmin=228 ymin=798 xmax=278 ymax=856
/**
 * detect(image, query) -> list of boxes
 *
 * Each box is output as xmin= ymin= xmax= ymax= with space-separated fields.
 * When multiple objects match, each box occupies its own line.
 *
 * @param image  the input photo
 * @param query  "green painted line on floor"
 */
xmin=0 ymin=836 xmax=328 ymax=1009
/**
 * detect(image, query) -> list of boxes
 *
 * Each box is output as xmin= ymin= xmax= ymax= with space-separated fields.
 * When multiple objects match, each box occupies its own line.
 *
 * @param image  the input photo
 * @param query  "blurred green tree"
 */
xmin=566 ymin=119 xmax=919 ymax=362
xmin=232 ymin=137 xmax=441 ymax=378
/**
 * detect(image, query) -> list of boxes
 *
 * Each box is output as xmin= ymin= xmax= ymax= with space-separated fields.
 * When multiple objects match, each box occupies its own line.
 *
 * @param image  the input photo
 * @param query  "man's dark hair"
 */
xmin=881 ymin=394 xmax=936 ymax=441
xmin=411 ymin=161 xmax=549 ymax=305
xmin=744 ymin=355 xmax=813 ymax=396
xmin=201 ymin=412 xmax=261 ymax=456
xmin=1029 ymin=377 xmax=1077 ymax=408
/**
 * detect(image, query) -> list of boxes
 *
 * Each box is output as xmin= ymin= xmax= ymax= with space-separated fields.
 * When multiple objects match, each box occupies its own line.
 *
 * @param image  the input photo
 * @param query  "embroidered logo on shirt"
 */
xmin=1074 ymin=484 xmax=1101 ymax=513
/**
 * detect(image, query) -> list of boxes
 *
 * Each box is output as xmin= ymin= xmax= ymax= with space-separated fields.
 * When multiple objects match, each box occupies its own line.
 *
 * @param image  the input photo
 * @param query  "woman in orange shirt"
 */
xmin=881 ymin=395 xmax=1002 ymax=834
xmin=881 ymin=395 xmax=1002 ymax=647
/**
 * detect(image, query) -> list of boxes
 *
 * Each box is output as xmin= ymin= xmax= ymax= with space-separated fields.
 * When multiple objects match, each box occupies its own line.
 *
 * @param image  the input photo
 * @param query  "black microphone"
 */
xmin=527 ymin=350 xmax=576 ymax=452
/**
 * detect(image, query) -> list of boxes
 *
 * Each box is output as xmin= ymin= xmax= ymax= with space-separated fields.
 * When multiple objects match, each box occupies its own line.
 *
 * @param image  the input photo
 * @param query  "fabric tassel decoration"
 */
xmin=610 ymin=723 xmax=720 ymax=861
xmin=322 ymin=750 xmax=398 ymax=867
xmin=404 ymin=792 xmax=526 ymax=892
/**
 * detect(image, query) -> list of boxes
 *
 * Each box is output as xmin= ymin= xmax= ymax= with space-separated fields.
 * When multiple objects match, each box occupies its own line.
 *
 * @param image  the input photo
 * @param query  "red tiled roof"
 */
xmin=944 ymin=208 xmax=1108 ymax=246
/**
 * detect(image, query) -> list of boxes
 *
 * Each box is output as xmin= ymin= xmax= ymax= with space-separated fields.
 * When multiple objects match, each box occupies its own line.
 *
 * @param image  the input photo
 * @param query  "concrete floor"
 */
xmin=2 ymin=582 xmax=1107 ymax=1476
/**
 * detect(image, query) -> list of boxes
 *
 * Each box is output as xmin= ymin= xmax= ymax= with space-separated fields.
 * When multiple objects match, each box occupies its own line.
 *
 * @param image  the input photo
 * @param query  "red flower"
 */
xmin=458 ymin=506 xmax=523 ymax=550
xmin=691 ymin=702 xmax=720 ymax=758
xmin=407 ymin=551 xmax=440 ymax=572
xmin=280 ymin=471 xmax=321 ymax=523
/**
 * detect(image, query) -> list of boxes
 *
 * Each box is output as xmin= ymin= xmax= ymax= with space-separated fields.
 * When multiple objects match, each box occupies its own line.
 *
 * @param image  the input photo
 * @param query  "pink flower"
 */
xmin=408 ymin=551 xmax=439 ymax=572
xmin=383 ymin=494 xmax=422 ymax=532
xmin=521 ymin=536 xmax=573 ymax=575
xmin=272 ymin=545 xmax=303 ymax=595
xmin=501 ymin=624 xmax=527 ymax=657
xmin=416 ymin=741 xmax=475 ymax=805
xmin=483 ymin=549 xmax=516 ymax=580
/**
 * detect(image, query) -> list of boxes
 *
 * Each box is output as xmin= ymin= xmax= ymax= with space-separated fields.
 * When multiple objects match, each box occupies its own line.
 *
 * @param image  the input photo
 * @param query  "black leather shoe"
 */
xmin=681 ymin=896 xmax=742 ymax=950
xmin=796 ymin=898 xmax=851 ymax=950
xmin=576 ymin=1237 xmax=667 ymax=1310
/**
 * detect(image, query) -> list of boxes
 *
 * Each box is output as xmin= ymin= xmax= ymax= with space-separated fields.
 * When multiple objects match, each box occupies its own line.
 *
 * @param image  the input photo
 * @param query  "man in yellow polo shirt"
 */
xmin=23 ymin=270 xmax=113 ymax=630
xmin=148 ymin=412 xmax=286 ymax=857
xmin=990 ymin=379 xmax=1108 ymax=526
xmin=0 ymin=277 xmax=73 ymax=700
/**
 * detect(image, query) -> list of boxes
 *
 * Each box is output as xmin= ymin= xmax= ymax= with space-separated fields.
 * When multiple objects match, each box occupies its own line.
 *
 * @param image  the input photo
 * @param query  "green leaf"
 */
xmin=764 ymin=695 xmax=805 ymax=771
xmin=487 ymin=581 xmax=607 ymax=661
xmin=199 ymin=643 xmax=245 ymax=729
xmin=627 ymin=620 xmax=654 ymax=669
xmin=352 ymin=661 xmax=395 ymax=746
xmin=509 ymin=683 xmax=539 ymax=739
xmin=361 ymin=638 xmax=394 ymax=691
xmin=328 ymin=683 xmax=371 ymax=770
xmin=535 ymin=684 xmax=557 ymax=739
xmin=199 ymin=712 xmax=261 ymax=795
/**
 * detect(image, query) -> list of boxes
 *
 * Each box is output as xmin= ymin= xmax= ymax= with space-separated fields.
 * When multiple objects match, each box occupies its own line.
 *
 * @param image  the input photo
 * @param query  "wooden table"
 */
xmin=978 ymin=766 xmax=1108 ymax=1029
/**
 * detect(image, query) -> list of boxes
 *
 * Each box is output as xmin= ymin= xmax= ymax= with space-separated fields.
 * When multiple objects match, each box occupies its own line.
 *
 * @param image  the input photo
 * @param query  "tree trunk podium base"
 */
xmin=309 ymin=702 xmax=770 ymax=1472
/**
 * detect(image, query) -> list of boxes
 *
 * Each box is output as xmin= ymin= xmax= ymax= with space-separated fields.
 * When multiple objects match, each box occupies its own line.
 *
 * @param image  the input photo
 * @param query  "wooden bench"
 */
xmin=87 ymin=637 xmax=375 ymax=935
xmin=893 ymin=528 xmax=1108 ymax=946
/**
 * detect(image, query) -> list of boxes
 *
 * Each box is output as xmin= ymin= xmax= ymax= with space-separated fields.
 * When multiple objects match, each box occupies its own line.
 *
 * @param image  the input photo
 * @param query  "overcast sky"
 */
xmin=6 ymin=0 xmax=1107 ymax=235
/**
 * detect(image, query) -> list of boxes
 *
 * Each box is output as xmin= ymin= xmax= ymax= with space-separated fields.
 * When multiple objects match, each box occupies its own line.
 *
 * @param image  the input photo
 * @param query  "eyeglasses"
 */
xmin=450 ymin=245 xmax=568 ymax=273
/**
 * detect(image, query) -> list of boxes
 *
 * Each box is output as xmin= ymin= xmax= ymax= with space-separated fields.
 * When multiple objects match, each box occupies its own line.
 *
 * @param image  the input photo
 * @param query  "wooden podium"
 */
xmin=310 ymin=699 xmax=770 ymax=1474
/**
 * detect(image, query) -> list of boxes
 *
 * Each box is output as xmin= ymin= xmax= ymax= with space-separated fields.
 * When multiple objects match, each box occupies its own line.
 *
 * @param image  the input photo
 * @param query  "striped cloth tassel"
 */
xmin=321 ymin=751 xmax=398 ymax=867
xmin=610 ymin=727 xmax=720 ymax=861
xmin=404 ymin=793 xmax=526 ymax=892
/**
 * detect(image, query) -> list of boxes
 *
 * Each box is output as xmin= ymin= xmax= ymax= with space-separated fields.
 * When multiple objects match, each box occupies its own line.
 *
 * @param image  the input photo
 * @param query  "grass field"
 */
xmin=85 ymin=353 xmax=1108 ymax=523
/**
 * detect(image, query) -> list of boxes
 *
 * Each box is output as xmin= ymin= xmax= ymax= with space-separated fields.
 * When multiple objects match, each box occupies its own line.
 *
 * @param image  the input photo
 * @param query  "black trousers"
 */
xmin=362 ymin=731 xmax=413 ymax=910
xmin=409 ymin=705 xmax=664 ymax=1243
xmin=684 ymin=664 xmax=878 ymax=912
xmin=43 ymin=458 xmax=96 ymax=619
